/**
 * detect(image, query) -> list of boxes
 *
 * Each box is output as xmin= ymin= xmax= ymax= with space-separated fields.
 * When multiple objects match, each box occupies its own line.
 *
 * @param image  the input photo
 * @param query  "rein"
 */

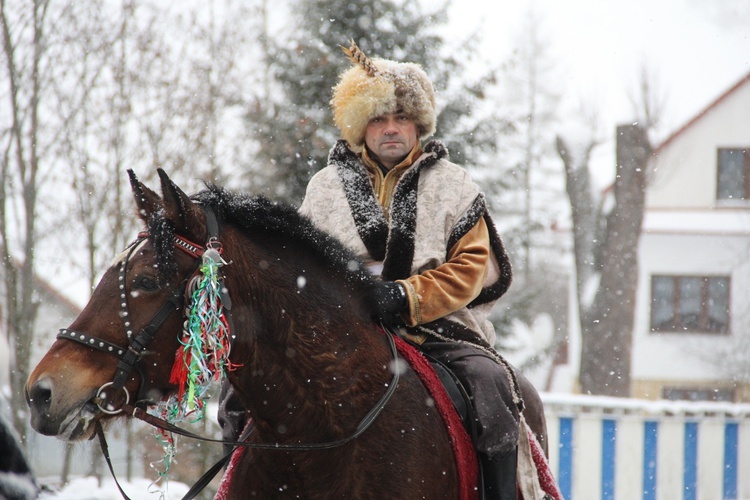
xmin=57 ymin=206 xmax=402 ymax=500
xmin=123 ymin=327 xmax=400 ymax=450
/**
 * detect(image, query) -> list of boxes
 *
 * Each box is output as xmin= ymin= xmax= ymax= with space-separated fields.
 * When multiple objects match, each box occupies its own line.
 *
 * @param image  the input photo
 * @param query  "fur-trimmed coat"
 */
xmin=299 ymin=139 xmax=512 ymax=347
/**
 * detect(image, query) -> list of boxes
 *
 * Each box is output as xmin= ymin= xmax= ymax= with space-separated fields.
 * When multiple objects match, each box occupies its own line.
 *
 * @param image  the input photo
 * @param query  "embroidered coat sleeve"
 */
xmin=397 ymin=217 xmax=490 ymax=326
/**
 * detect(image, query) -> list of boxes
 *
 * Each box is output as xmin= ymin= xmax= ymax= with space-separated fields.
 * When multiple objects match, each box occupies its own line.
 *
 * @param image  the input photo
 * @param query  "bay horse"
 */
xmin=26 ymin=169 xmax=549 ymax=498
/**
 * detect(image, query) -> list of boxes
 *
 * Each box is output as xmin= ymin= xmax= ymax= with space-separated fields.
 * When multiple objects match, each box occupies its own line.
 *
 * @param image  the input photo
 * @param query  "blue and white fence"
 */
xmin=541 ymin=394 xmax=750 ymax=500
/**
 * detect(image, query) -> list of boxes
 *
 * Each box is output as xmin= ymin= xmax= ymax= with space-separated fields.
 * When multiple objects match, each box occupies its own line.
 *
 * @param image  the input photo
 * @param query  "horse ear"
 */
xmin=157 ymin=168 xmax=207 ymax=241
xmin=128 ymin=169 xmax=161 ymax=223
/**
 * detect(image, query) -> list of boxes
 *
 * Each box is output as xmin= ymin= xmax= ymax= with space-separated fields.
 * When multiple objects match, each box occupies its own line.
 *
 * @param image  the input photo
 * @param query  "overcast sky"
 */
xmin=447 ymin=0 xmax=750 ymax=173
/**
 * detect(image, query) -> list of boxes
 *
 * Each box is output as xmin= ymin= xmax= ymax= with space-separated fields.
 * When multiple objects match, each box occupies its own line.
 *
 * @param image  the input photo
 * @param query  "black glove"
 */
xmin=370 ymin=281 xmax=407 ymax=327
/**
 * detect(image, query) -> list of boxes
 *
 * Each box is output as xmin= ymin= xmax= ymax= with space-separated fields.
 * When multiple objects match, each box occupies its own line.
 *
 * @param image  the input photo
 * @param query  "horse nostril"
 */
xmin=27 ymin=379 xmax=53 ymax=415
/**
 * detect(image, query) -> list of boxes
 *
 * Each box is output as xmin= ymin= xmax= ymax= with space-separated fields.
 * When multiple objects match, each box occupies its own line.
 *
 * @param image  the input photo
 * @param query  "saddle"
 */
xmin=426 ymin=354 xmax=475 ymax=436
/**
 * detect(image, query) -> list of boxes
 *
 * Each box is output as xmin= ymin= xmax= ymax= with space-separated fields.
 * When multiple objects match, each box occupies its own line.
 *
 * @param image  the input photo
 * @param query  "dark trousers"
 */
xmin=420 ymin=340 xmax=520 ymax=500
xmin=420 ymin=340 xmax=519 ymax=458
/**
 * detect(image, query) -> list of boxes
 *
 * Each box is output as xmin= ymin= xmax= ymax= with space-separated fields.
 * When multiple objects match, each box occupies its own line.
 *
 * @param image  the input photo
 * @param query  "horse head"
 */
xmin=25 ymin=169 xmax=208 ymax=440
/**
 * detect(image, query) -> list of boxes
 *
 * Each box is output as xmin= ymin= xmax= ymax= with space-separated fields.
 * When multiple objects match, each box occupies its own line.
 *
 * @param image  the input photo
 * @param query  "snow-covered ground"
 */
xmin=38 ymin=476 xmax=190 ymax=500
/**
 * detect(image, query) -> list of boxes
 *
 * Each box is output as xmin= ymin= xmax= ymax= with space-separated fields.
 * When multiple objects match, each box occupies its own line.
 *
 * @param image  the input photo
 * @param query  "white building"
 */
xmin=0 ymin=269 xmax=81 ymax=392
xmin=632 ymin=71 xmax=750 ymax=402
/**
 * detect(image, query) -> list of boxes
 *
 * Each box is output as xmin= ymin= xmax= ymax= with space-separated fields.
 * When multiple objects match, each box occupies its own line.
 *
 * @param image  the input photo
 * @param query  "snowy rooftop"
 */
xmin=643 ymin=207 xmax=750 ymax=235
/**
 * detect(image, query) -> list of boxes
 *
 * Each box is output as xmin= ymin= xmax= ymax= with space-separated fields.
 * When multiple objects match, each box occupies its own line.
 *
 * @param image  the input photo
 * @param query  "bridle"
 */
xmin=56 ymin=224 xmax=208 ymax=415
xmin=55 ymin=205 xmax=401 ymax=500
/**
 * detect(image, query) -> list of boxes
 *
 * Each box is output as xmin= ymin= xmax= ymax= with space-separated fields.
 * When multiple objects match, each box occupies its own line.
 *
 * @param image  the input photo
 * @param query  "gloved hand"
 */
xmin=370 ymin=281 xmax=407 ymax=327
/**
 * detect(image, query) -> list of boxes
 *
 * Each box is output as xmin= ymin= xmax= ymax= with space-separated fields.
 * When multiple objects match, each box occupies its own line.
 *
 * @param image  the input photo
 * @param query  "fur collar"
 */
xmin=327 ymin=139 xmax=447 ymax=268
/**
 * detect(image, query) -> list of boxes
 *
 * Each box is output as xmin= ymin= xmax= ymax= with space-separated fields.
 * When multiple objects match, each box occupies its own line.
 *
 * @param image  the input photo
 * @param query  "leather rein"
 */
xmin=55 ymin=206 xmax=401 ymax=499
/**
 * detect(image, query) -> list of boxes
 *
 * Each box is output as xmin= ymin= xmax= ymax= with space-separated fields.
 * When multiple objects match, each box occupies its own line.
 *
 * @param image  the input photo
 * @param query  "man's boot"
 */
xmin=480 ymin=447 xmax=518 ymax=500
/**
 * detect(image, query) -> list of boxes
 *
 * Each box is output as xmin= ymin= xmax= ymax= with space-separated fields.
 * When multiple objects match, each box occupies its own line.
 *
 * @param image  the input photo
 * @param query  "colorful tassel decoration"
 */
xmin=148 ymin=243 xmax=237 ymax=480
xmin=169 ymin=246 xmax=235 ymax=418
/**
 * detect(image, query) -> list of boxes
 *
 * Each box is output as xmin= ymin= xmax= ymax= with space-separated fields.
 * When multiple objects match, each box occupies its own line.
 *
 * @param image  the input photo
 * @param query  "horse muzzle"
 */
xmin=25 ymin=374 xmax=101 ymax=441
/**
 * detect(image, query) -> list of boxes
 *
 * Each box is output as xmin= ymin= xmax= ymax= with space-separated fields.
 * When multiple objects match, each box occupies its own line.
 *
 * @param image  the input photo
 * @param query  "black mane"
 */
xmin=191 ymin=184 xmax=375 ymax=289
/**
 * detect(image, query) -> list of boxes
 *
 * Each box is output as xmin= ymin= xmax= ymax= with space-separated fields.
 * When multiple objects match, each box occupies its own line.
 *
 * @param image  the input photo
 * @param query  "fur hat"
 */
xmin=331 ymin=41 xmax=436 ymax=152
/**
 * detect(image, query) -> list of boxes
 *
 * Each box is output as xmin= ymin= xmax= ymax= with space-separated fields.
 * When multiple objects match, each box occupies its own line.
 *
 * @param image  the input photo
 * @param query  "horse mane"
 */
xmin=187 ymin=184 xmax=376 ymax=290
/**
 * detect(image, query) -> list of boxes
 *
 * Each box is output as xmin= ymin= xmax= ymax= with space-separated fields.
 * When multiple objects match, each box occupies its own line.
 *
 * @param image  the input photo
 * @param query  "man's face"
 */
xmin=364 ymin=111 xmax=418 ymax=169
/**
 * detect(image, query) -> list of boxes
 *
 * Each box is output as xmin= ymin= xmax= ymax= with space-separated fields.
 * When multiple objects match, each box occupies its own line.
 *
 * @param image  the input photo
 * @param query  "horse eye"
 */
xmin=134 ymin=276 xmax=158 ymax=292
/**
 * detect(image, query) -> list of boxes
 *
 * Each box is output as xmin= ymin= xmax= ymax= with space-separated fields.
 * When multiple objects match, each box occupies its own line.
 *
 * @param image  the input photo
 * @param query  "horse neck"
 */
xmin=225 ymin=237 xmax=391 ymax=442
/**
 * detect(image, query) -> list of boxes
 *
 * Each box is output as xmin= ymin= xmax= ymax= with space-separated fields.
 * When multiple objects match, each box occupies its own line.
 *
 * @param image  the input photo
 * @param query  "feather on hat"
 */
xmin=331 ymin=40 xmax=436 ymax=152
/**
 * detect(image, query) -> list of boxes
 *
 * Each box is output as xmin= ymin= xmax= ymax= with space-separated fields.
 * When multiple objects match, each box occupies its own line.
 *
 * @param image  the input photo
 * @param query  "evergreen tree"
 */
xmin=243 ymin=0 xmax=508 ymax=205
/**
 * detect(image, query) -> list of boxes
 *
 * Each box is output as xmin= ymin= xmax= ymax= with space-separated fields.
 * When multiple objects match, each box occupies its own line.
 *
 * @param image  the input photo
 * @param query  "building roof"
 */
xmin=654 ymin=70 xmax=750 ymax=154
xmin=2 ymin=257 xmax=81 ymax=317
xmin=33 ymin=272 xmax=81 ymax=316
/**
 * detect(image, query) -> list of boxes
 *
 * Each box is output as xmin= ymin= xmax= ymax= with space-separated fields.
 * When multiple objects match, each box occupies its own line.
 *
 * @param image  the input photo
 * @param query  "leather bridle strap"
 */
xmin=96 ymin=421 xmax=133 ymax=500
xmin=57 ymin=328 xmax=127 ymax=358
xmin=56 ymin=271 xmax=187 ymax=412
xmin=112 ymin=287 xmax=185 ymax=391
xmin=96 ymin=416 xmax=256 ymax=500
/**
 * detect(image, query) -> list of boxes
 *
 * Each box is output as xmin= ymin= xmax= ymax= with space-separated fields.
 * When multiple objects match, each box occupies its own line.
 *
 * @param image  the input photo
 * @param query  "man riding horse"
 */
xmin=221 ymin=41 xmax=520 ymax=499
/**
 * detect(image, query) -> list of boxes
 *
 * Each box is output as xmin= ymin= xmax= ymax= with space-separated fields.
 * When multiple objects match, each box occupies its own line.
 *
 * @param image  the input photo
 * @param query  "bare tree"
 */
xmin=46 ymin=0 xmax=257 ymax=294
xmin=482 ymin=7 xmax=567 ymax=377
xmin=499 ymin=6 xmax=561 ymax=282
xmin=557 ymin=124 xmax=651 ymax=396
xmin=44 ymin=0 xmax=256 ymax=479
xmin=628 ymin=61 xmax=668 ymax=138
xmin=0 ymin=0 xmax=50 ymax=440
xmin=557 ymin=63 xmax=667 ymax=397
xmin=0 ymin=0 xmax=255 ymax=448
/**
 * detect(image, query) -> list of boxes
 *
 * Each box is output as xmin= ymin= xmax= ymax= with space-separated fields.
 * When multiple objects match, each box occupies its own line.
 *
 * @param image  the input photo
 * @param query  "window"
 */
xmin=717 ymin=148 xmax=750 ymax=200
xmin=650 ymin=275 xmax=730 ymax=333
